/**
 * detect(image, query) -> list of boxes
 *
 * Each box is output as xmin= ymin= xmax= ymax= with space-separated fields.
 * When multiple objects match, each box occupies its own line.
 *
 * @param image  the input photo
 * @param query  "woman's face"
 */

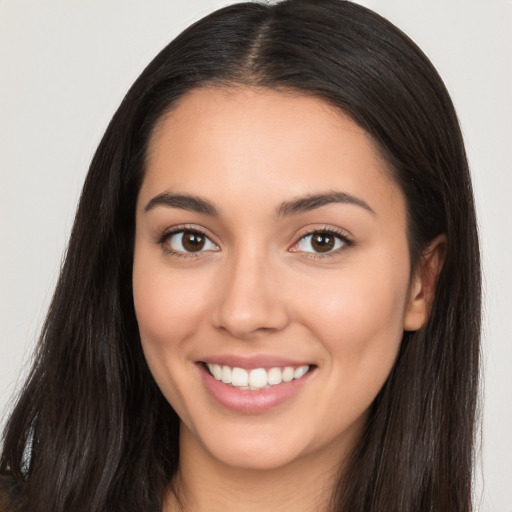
xmin=133 ymin=86 xmax=419 ymax=471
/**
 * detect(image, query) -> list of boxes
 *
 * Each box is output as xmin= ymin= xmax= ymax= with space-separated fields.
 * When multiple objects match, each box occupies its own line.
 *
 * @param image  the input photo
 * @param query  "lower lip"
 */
xmin=198 ymin=363 xmax=314 ymax=414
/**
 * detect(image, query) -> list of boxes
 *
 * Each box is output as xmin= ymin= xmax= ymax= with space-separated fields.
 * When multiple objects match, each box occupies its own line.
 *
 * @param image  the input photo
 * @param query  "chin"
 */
xmin=182 ymin=414 xmax=356 ymax=473
xmin=203 ymin=438 xmax=308 ymax=471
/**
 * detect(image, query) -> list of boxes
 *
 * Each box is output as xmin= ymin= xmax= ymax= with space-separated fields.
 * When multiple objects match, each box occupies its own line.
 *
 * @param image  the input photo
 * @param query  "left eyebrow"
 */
xmin=277 ymin=191 xmax=376 ymax=217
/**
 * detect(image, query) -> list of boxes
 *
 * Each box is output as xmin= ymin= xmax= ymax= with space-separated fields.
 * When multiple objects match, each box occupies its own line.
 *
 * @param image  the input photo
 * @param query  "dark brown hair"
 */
xmin=1 ymin=1 xmax=481 ymax=511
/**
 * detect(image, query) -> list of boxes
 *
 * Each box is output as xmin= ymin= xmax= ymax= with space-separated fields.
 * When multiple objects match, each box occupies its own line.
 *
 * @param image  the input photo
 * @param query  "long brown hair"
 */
xmin=1 ymin=1 xmax=481 ymax=510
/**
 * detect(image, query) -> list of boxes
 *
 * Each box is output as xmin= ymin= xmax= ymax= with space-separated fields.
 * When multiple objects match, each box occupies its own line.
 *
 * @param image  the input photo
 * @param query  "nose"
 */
xmin=212 ymin=250 xmax=290 ymax=339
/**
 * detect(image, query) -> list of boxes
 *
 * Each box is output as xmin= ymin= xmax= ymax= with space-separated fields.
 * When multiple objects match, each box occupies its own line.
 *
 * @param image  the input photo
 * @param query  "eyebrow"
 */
xmin=144 ymin=192 xmax=219 ymax=216
xmin=144 ymin=190 xmax=375 ymax=217
xmin=277 ymin=191 xmax=375 ymax=217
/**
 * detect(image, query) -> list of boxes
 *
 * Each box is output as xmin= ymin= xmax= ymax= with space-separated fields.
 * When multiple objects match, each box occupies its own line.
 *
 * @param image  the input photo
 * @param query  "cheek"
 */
xmin=296 ymin=263 xmax=409 ymax=439
xmin=133 ymin=261 xmax=209 ymax=349
xmin=299 ymin=252 xmax=410 ymax=375
xmin=132 ymin=258 xmax=213 ymax=422
xmin=131 ymin=252 xmax=213 ymax=408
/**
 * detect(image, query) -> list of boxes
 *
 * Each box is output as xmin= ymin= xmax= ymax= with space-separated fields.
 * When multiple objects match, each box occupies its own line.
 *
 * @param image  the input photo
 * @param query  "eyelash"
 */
xmin=292 ymin=227 xmax=354 ymax=259
xmin=157 ymin=226 xmax=354 ymax=259
xmin=157 ymin=225 xmax=216 ymax=259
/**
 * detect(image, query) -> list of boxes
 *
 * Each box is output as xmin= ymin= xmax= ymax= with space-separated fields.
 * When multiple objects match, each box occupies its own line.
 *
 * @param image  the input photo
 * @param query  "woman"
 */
xmin=0 ymin=0 xmax=481 ymax=511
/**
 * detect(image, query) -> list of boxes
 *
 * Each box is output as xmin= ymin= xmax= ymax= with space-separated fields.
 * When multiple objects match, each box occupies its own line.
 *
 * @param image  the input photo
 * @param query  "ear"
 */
xmin=404 ymin=234 xmax=447 ymax=332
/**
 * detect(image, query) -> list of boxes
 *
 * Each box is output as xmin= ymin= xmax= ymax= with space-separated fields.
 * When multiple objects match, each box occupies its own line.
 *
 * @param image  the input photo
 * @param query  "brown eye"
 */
xmin=294 ymin=230 xmax=347 ymax=255
xmin=311 ymin=233 xmax=335 ymax=253
xmin=165 ymin=230 xmax=218 ymax=254
xmin=182 ymin=231 xmax=205 ymax=252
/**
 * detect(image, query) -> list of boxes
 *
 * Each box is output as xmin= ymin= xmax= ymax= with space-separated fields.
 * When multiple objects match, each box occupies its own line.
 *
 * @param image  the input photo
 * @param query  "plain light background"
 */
xmin=1 ymin=0 xmax=510 ymax=510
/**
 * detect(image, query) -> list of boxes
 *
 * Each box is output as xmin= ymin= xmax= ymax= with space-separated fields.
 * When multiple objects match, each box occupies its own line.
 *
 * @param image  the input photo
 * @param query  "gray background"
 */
xmin=1 ymin=1 xmax=510 ymax=510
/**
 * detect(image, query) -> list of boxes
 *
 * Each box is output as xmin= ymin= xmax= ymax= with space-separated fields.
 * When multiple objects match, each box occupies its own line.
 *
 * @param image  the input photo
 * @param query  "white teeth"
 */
xmin=231 ymin=367 xmax=249 ymax=387
xmin=211 ymin=364 xmax=223 ymax=380
xmin=249 ymin=368 xmax=268 ymax=388
xmin=282 ymin=367 xmax=294 ymax=382
xmin=267 ymin=367 xmax=283 ymax=385
xmin=294 ymin=365 xmax=308 ymax=379
xmin=207 ymin=363 xmax=311 ymax=389
xmin=221 ymin=365 xmax=232 ymax=384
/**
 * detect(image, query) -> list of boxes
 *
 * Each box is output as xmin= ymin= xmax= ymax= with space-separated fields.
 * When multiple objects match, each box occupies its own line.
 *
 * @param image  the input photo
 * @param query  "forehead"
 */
xmin=140 ymin=86 xmax=404 ymax=222
xmin=147 ymin=86 xmax=381 ymax=171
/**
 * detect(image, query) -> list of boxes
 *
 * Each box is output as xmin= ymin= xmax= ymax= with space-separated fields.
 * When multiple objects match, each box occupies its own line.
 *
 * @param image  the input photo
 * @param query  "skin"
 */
xmin=132 ymin=86 xmax=443 ymax=511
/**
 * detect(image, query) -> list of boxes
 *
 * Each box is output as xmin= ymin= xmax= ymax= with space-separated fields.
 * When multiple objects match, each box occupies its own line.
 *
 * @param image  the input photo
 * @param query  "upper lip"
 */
xmin=198 ymin=354 xmax=314 ymax=369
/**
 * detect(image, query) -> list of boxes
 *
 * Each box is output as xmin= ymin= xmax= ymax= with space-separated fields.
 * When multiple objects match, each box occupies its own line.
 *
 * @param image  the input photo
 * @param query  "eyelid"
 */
xmin=155 ymin=224 xmax=353 ymax=259
xmin=157 ymin=224 xmax=220 ymax=257
xmin=289 ymin=226 xmax=354 ymax=257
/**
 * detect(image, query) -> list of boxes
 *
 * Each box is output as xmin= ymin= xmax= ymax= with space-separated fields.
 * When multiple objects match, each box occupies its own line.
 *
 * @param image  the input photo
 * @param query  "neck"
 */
xmin=165 ymin=424 xmax=352 ymax=512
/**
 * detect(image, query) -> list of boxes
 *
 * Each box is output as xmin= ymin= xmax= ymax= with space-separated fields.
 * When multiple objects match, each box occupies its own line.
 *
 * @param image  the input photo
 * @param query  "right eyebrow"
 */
xmin=144 ymin=192 xmax=219 ymax=216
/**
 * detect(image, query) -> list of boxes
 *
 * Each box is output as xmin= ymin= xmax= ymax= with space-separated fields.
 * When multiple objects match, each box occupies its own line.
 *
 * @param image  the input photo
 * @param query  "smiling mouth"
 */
xmin=203 ymin=362 xmax=314 ymax=390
